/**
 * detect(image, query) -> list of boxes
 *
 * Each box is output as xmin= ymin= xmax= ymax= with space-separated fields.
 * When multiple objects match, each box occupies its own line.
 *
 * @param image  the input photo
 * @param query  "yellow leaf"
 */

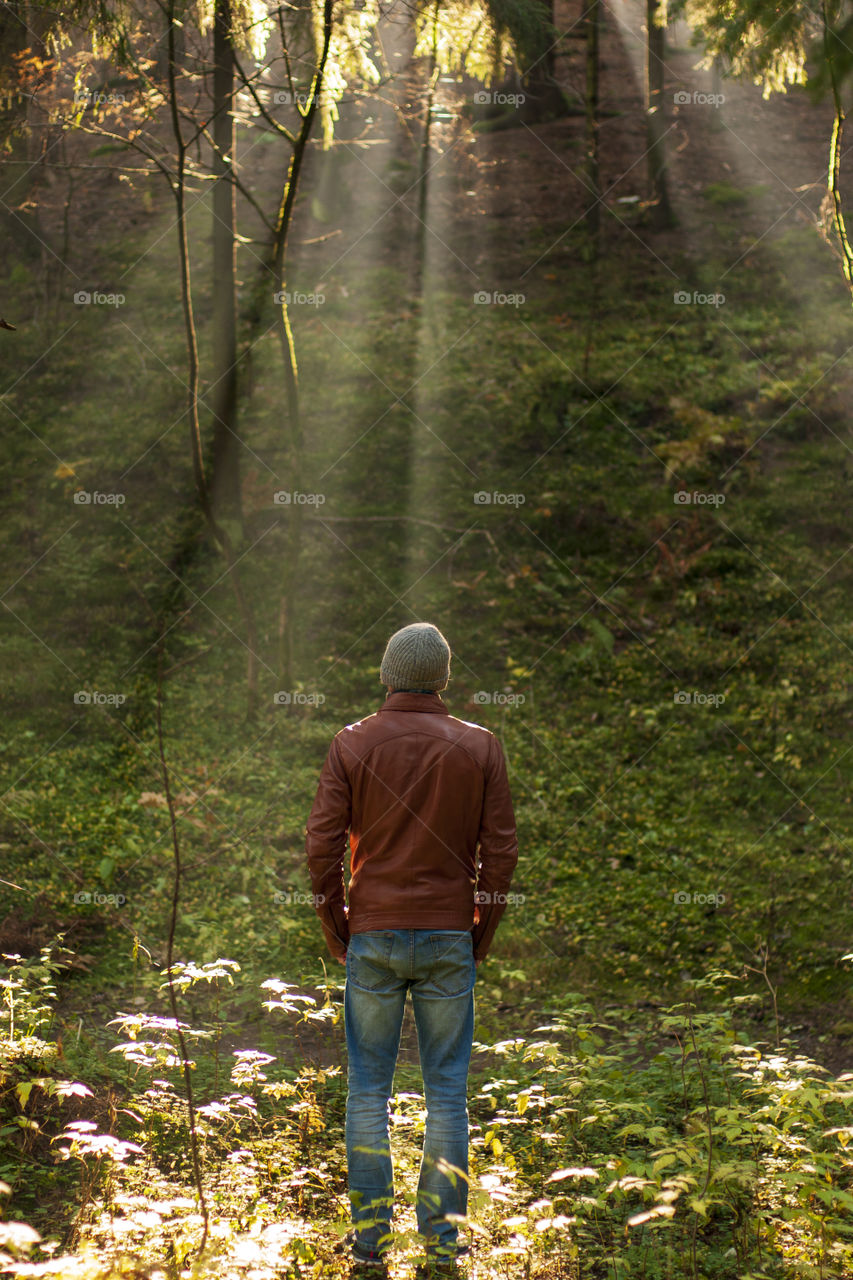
xmin=547 ymin=1167 xmax=599 ymax=1182
xmin=626 ymin=1205 xmax=675 ymax=1230
xmin=54 ymin=458 xmax=92 ymax=479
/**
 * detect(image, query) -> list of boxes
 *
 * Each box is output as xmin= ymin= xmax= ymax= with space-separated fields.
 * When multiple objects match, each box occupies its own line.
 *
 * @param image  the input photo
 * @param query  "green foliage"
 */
xmin=413 ymin=0 xmax=516 ymax=84
xmin=3 ymin=961 xmax=852 ymax=1276
xmin=684 ymin=0 xmax=818 ymax=97
xmin=1 ymin=15 xmax=852 ymax=1270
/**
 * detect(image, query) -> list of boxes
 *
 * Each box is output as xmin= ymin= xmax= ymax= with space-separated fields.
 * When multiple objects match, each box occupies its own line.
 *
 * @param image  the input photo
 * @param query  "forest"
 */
xmin=0 ymin=0 xmax=852 ymax=1276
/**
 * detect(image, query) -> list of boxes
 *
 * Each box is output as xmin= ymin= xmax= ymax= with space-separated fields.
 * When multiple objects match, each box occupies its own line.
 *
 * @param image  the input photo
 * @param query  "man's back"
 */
xmin=306 ymin=691 xmax=517 ymax=946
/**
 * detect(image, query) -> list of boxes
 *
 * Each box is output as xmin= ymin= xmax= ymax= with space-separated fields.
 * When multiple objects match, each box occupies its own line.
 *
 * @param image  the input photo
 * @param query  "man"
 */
xmin=305 ymin=621 xmax=518 ymax=1273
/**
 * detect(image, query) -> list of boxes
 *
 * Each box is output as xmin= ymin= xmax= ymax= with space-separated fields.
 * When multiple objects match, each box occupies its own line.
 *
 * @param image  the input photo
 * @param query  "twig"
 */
xmin=155 ymin=626 xmax=209 ymax=1255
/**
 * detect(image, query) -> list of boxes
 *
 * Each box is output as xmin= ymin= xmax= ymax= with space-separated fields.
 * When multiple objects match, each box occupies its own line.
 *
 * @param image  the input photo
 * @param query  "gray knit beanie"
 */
xmin=380 ymin=622 xmax=451 ymax=692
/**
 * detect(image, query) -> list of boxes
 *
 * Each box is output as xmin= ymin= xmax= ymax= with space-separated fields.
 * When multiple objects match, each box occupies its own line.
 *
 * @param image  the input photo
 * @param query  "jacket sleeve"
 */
xmin=471 ymin=733 xmax=519 ymax=962
xmin=305 ymin=735 xmax=352 ymax=960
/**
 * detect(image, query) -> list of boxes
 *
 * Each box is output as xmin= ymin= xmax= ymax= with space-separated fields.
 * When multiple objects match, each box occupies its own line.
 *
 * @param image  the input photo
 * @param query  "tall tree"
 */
xmin=646 ymin=0 xmax=674 ymax=226
xmin=584 ymin=0 xmax=601 ymax=241
xmin=210 ymin=0 xmax=240 ymax=521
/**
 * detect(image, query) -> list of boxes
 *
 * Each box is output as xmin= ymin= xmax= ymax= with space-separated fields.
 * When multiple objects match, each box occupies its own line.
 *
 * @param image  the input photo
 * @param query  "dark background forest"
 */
xmin=0 ymin=0 xmax=852 ymax=1276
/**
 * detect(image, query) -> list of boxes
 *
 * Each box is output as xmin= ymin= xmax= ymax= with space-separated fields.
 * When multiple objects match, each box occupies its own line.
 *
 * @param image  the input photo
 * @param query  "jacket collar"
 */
xmin=378 ymin=691 xmax=449 ymax=715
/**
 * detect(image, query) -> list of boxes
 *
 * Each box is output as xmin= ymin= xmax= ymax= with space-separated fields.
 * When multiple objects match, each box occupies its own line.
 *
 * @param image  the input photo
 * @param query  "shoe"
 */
xmin=350 ymin=1239 xmax=390 ymax=1271
xmin=351 ymin=1250 xmax=389 ymax=1273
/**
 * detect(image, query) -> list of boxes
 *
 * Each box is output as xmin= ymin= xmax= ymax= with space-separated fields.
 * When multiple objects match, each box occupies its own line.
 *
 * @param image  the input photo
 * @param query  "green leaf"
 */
xmin=588 ymin=618 xmax=614 ymax=653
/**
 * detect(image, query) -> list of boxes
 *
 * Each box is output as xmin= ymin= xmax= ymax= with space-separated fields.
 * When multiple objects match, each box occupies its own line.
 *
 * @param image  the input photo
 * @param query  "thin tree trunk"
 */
xmin=584 ymin=0 xmax=600 ymax=243
xmin=210 ymin=0 xmax=241 ymax=520
xmin=167 ymin=0 xmax=260 ymax=720
xmin=155 ymin=631 xmax=209 ymax=1258
xmin=521 ymin=0 xmax=568 ymax=121
xmin=822 ymin=1 xmax=853 ymax=299
xmin=269 ymin=0 xmax=334 ymax=688
xmin=414 ymin=0 xmax=440 ymax=294
xmin=645 ymin=0 xmax=673 ymax=226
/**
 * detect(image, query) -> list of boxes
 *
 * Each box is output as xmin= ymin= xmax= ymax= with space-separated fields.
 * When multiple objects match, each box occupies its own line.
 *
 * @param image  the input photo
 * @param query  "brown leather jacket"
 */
xmin=305 ymin=692 xmax=518 ymax=963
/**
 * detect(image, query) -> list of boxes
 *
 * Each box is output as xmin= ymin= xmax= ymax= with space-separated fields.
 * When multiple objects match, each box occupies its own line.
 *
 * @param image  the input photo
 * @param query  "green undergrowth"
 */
xmin=0 ymin=164 xmax=852 ymax=1277
xmin=2 ymin=954 xmax=852 ymax=1278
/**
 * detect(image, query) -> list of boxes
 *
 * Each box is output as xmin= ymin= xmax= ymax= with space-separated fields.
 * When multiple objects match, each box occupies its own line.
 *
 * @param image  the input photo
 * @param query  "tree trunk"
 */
xmin=167 ymin=0 xmax=259 ymax=720
xmin=0 ymin=3 xmax=44 ymax=263
xmin=645 ymin=0 xmax=674 ymax=226
xmin=414 ymin=0 xmax=440 ymax=295
xmin=269 ymin=0 xmax=334 ymax=689
xmin=210 ymin=0 xmax=241 ymax=521
xmin=584 ymin=0 xmax=600 ymax=242
xmin=520 ymin=0 xmax=569 ymax=121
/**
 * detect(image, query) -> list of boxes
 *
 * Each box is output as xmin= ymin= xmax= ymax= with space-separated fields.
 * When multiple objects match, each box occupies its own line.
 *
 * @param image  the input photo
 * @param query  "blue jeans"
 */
xmin=345 ymin=928 xmax=476 ymax=1256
